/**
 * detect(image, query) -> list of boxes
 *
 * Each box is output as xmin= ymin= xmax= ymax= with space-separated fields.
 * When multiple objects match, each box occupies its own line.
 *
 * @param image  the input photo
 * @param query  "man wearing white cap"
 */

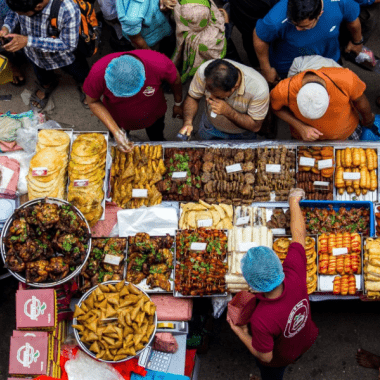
xmin=270 ymin=67 xmax=374 ymax=141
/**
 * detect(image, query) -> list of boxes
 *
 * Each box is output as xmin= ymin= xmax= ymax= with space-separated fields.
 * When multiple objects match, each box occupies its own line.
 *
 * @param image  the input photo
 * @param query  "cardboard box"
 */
xmin=12 ymin=331 xmax=48 ymax=339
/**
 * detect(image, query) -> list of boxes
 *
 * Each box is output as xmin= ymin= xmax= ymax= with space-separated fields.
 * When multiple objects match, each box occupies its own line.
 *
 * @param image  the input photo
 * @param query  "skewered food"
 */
xmin=111 ymin=145 xmax=165 ymax=209
xmin=80 ymin=238 xmax=126 ymax=292
xmin=175 ymin=229 xmax=228 ymax=296
xmin=4 ymin=200 xmax=90 ymax=283
xmin=127 ymin=233 xmax=174 ymax=292
xmin=72 ymin=281 xmax=156 ymax=361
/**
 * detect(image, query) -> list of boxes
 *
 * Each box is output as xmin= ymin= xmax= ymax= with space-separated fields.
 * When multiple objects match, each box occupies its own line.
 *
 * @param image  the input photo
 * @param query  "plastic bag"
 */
xmin=212 ymin=294 xmax=232 ymax=318
xmin=65 ymin=350 xmax=124 ymax=380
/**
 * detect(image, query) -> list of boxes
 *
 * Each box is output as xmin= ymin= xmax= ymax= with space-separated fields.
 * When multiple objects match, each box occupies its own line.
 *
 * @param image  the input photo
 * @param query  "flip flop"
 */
xmin=29 ymin=80 xmax=58 ymax=112
xmin=77 ymin=85 xmax=89 ymax=109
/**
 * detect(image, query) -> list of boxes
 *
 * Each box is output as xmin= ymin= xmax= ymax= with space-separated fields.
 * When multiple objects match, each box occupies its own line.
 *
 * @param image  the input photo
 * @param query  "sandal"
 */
xmin=30 ymin=80 xmax=58 ymax=111
xmin=77 ymin=85 xmax=89 ymax=109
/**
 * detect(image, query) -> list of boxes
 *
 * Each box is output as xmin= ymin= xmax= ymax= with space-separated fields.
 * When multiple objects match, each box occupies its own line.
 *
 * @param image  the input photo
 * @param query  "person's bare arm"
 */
xmin=128 ymin=32 xmax=151 ymax=49
xmin=352 ymin=94 xmax=374 ymax=126
xmin=345 ymin=18 xmax=363 ymax=55
xmin=179 ymin=95 xmax=200 ymax=135
xmin=87 ymin=95 xmax=120 ymax=135
xmin=169 ymin=71 xmax=184 ymax=118
xmin=289 ymin=193 xmax=306 ymax=247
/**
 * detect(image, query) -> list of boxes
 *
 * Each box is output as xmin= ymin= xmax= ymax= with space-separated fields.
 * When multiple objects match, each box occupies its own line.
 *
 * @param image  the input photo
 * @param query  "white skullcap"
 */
xmin=297 ymin=82 xmax=329 ymax=120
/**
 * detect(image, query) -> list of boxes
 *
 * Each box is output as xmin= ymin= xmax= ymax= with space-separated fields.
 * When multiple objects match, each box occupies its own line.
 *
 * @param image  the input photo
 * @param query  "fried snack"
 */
xmin=333 ymin=276 xmax=341 ymax=295
xmin=27 ymin=130 xmax=70 ymax=200
xmin=68 ymin=133 xmax=107 ymax=227
xmin=111 ymin=144 xmax=164 ymax=209
xmin=179 ymin=202 xmax=233 ymax=230
xmin=340 ymin=275 xmax=349 ymax=295
xmin=348 ymin=274 xmax=356 ymax=295
xmin=333 ymin=275 xmax=356 ymax=295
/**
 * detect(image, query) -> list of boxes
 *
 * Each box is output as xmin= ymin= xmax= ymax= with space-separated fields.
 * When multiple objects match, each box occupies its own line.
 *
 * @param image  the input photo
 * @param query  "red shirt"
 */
xmin=250 ymin=243 xmax=318 ymax=367
xmin=83 ymin=50 xmax=178 ymax=131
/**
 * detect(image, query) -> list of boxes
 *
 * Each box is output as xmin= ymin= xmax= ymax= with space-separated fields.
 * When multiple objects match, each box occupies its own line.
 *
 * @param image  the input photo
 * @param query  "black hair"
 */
xmin=6 ymin=0 xmax=43 ymax=13
xmin=287 ymin=0 xmax=322 ymax=24
xmin=204 ymin=59 xmax=239 ymax=92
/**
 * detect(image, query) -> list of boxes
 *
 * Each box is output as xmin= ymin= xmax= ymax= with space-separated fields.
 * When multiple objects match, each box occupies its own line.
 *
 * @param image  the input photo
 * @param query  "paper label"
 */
xmin=313 ymin=181 xmax=329 ymax=187
xmin=333 ymin=247 xmax=348 ymax=256
xmin=172 ymin=171 xmax=187 ymax=179
xmin=266 ymin=164 xmax=281 ymax=173
xmin=103 ymin=254 xmax=122 ymax=266
xmin=73 ymin=179 xmax=89 ymax=187
xmin=197 ymin=219 xmax=213 ymax=227
xmin=299 ymin=157 xmax=315 ymax=167
xmin=24 ymin=296 xmax=46 ymax=321
xmin=132 ymin=189 xmax=148 ymax=198
xmin=343 ymin=172 xmax=361 ymax=180
xmin=32 ymin=167 xmax=48 ymax=177
xmin=318 ymin=159 xmax=333 ymax=169
xmin=239 ymin=242 xmax=258 ymax=252
xmin=226 ymin=164 xmax=242 ymax=173
xmin=17 ymin=343 xmax=39 ymax=368
xmin=190 ymin=242 xmax=207 ymax=251
xmin=236 ymin=216 xmax=250 ymax=226
xmin=271 ymin=228 xmax=286 ymax=235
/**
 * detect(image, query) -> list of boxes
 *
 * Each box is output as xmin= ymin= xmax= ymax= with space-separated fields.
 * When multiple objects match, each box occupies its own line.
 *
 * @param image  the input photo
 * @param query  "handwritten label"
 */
xmin=266 ymin=164 xmax=281 ymax=173
xmin=226 ymin=164 xmax=242 ymax=173
xmin=73 ymin=179 xmax=89 ymax=187
xmin=239 ymin=242 xmax=258 ymax=252
xmin=271 ymin=228 xmax=286 ymax=235
xmin=313 ymin=181 xmax=329 ymax=187
xmin=198 ymin=219 xmax=213 ymax=227
xmin=132 ymin=189 xmax=148 ymax=198
xmin=333 ymin=247 xmax=348 ymax=256
xmin=32 ymin=167 xmax=48 ymax=177
xmin=103 ymin=254 xmax=122 ymax=265
xmin=172 ymin=171 xmax=187 ymax=179
xmin=190 ymin=242 xmax=207 ymax=251
xmin=236 ymin=216 xmax=250 ymax=226
xmin=343 ymin=172 xmax=361 ymax=180
xmin=318 ymin=159 xmax=333 ymax=170
xmin=299 ymin=157 xmax=315 ymax=167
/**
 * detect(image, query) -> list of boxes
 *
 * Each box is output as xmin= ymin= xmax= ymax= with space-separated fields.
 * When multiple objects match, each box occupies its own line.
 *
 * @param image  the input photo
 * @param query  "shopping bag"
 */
xmin=227 ymin=291 xmax=256 ymax=326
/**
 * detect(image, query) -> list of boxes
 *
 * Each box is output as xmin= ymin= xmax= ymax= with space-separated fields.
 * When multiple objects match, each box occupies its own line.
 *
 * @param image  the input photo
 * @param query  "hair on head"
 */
xmin=204 ymin=59 xmax=239 ymax=92
xmin=287 ymin=0 xmax=322 ymax=24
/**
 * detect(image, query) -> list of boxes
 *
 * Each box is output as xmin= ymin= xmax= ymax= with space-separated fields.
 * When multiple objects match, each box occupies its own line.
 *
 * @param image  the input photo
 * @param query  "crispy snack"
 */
xmin=175 ymin=229 xmax=228 ymax=296
xmin=179 ymin=202 xmax=233 ymax=230
xmin=68 ymin=134 xmax=107 ymax=227
xmin=127 ymin=233 xmax=174 ymax=292
xmin=73 ymin=281 xmax=156 ymax=361
xmin=4 ymin=200 xmax=90 ymax=283
xmin=111 ymin=144 xmax=164 ymax=209
xmin=364 ymin=238 xmax=380 ymax=299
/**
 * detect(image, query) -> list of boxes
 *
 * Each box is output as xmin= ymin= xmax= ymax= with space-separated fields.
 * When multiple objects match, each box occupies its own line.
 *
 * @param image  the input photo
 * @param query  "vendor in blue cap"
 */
xmin=83 ymin=50 xmax=184 ymax=148
xmin=228 ymin=188 xmax=319 ymax=380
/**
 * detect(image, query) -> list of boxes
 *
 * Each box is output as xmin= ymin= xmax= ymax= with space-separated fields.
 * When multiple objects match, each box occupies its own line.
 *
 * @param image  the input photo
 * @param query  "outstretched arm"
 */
xmin=289 ymin=189 xmax=306 ymax=247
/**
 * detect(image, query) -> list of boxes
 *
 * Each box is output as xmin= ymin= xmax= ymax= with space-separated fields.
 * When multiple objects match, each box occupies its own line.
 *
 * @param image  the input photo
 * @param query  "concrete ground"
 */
xmin=1 ymin=9 xmax=380 ymax=380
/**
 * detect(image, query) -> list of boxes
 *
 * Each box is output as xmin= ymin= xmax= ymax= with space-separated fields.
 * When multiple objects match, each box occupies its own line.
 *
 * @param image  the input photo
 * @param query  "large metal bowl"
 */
xmin=73 ymin=280 xmax=157 ymax=363
xmin=0 ymin=197 xmax=92 ymax=288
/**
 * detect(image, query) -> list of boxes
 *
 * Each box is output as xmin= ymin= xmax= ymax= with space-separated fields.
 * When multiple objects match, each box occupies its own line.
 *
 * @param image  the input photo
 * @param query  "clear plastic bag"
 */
xmin=212 ymin=294 xmax=232 ymax=318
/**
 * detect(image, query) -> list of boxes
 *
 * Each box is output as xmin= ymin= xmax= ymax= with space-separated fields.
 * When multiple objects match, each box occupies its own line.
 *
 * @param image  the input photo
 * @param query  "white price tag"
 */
xmin=271 ymin=228 xmax=286 ymax=235
xmin=313 ymin=181 xmax=329 ymax=187
xmin=318 ymin=159 xmax=333 ymax=170
xmin=343 ymin=172 xmax=361 ymax=180
xmin=299 ymin=157 xmax=315 ymax=167
xmin=132 ymin=189 xmax=148 ymax=198
xmin=266 ymin=164 xmax=281 ymax=173
xmin=236 ymin=216 xmax=250 ymax=226
xmin=190 ymin=242 xmax=207 ymax=251
xmin=73 ymin=179 xmax=89 ymax=187
xmin=32 ymin=167 xmax=48 ymax=176
xmin=172 ymin=171 xmax=187 ymax=179
xmin=333 ymin=247 xmax=348 ymax=256
xmin=226 ymin=163 xmax=242 ymax=173
xmin=239 ymin=242 xmax=258 ymax=252
xmin=197 ymin=219 xmax=213 ymax=227
xmin=103 ymin=254 xmax=122 ymax=265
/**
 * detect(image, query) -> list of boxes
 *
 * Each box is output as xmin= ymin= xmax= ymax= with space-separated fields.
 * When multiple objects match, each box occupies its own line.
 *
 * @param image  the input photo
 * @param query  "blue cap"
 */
xmin=241 ymin=246 xmax=285 ymax=292
xmin=105 ymin=55 xmax=146 ymax=97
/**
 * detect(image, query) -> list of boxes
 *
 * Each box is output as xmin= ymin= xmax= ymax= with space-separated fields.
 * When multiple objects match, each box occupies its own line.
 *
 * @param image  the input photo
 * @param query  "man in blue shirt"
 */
xmin=253 ymin=0 xmax=363 ymax=85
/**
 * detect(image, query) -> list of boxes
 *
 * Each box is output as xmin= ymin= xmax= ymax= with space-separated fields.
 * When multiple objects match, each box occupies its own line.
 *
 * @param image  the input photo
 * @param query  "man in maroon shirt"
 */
xmin=229 ymin=188 xmax=318 ymax=380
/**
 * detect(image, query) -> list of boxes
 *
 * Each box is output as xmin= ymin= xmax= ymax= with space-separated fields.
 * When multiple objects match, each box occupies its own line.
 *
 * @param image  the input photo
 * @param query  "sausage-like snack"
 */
xmin=348 ymin=274 xmax=356 ymax=295
xmin=340 ymin=275 xmax=349 ymax=295
xmin=333 ymin=276 xmax=341 ymax=295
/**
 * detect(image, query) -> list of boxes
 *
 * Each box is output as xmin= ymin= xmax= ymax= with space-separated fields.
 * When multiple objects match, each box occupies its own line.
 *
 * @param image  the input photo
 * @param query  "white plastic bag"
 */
xmin=212 ymin=294 xmax=232 ymax=319
xmin=65 ymin=350 xmax=124 ymax=380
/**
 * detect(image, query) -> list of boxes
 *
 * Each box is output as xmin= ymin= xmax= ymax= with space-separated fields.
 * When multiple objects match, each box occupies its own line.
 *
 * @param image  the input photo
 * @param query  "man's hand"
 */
xmin=3 ymin=34 xmax=28 ymax=52
xmin=228 ymin=319 xmax=250 ymax=337
xmin=207 ymin=97 xmax=231 ymax=116
xmin=299 ymin=124 xmax=323 ymax=141
xmin=288 ymin=188 xmax=305 ymax=204
xmin=160 ymin=0 xmax=177 ymax=10
xmin=0 ymin=27 xmax=9 ymax=38
xmin=114 ymin=129 xmax=133 ymax=153
xmin=261 ymin=66 xmax=281 ymax=86
xmin=345 ymin=41 xmax=363 ymax=56
xmin=178 ymin=124 xmax=193 ymax=136
xmin=172 ymin=104 xmax=183 ymax=119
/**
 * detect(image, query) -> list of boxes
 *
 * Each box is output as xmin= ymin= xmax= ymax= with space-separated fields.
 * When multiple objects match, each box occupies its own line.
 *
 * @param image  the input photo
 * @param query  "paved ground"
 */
xmin=1 ymin=10 xmax=380 ymax=380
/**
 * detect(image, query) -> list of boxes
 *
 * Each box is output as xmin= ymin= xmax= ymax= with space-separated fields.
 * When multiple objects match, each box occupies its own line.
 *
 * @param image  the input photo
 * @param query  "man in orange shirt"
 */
xmin=270 ymin=67 xmax=374 ymax=141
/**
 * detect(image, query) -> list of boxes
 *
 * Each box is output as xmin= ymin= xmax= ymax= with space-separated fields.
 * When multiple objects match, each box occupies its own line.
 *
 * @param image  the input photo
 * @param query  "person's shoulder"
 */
xmin=264 ymin=0 xmax=289 ymax=22
xmin=321 ymin=67 xmax=360 ymax=86
xmin=131 ymin=50 xmax=174 ymax=68
xmin=60 ymin=0 xmax=80 ymax=14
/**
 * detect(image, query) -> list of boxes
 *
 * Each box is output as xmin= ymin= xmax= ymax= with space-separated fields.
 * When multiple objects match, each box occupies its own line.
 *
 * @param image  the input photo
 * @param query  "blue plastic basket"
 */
xmin=300 ymin=200 xmax=375 ymax=237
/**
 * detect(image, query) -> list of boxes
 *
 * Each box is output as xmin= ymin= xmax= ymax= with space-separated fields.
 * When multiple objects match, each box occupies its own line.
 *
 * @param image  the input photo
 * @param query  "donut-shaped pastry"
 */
xmin=307 ymin=251 xmax=317 ymax=265
xmin=273 ymin=238 xmax=291 ymax=254
xmin=305 ymin=237 xmax=315 ymax=251
xmin=307 ymin=264 xmax=317 ymax=276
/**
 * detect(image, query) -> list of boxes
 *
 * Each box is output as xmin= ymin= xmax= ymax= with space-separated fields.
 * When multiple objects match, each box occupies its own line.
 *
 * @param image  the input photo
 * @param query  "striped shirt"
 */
xmin=188 ymin=59 xmax=270 ymax=134
xmin=3 ymin=0 xmax=80 ymax=70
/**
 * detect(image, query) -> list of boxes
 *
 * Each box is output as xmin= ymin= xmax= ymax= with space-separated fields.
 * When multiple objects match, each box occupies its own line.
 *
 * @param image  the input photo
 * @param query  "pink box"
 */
xmin=16 ymin=290 xmax=55 ymax=329
xmin=13 ymin=331 xmax=49 ymax=339
xmin=150 ymin=295 xmax=192 ymax=321
xmin=9 ymin=336 xmax=48 ymax=376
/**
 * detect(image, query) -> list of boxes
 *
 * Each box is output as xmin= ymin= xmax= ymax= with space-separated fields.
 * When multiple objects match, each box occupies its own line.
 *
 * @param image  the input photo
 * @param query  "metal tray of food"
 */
xmin=0 ymin=197 xmax=92 ymax=287
xmin=362 ymin=237 xmax=380 ymax=296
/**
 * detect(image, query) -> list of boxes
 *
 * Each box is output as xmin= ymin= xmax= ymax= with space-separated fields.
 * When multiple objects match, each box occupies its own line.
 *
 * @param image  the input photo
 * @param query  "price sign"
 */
xmin=239 ymin=242 xmax=258 ymax=252
xmin=103 ymin=254 xmax=122 ymax=265
xmin=236 ymin=216 xmax=250 ymax=226
xmin=132 ymin=189 xmax=148 ymax=198
xmin=313 ymin=181 xmax=329 ymax=187
xmin=190 ymin=242 xmax=207 ymax=251
xmin=299 ymin=157 xmax=315 ymax=167
xmin=271 ymin=228 xmax=286 ymax=235
xmin=318 ymin=159 xmax=333 ymax=169
xmin=172 ymin=172 xmax=187 ymax=180
xmin=343 ymin=172 xmax=361 ymax=180
xmin=226 ymin=164 xmax=242 ymax=173
xmin=266 ymin=164 xmax=281 ymax=173
xmin=333 ymin=247 xmax=348 ymax=256
xmin=197 ymin=219 xmax=213 ymax=227
xmin=73 ymin=179 xmax=89 ymax=187
xmin=32 ymin=167 xmax=48 ymax=176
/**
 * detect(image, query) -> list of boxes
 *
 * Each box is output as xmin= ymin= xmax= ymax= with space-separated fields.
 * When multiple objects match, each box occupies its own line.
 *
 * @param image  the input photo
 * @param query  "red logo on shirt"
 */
xmin=143 ymin=86 xmax=155 ymax=97
xmin=284 ymin=299 xmax=309 ymax=338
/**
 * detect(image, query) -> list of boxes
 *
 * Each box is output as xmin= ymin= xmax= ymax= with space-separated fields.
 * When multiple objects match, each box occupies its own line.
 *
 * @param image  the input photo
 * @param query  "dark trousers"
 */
xmin=31 ymin=49 xmax=90 ymax=86
xmin=255 ymin=358 xmax=287 ymax=380
xmin=145 ymin=116 xmax=165 ymax=141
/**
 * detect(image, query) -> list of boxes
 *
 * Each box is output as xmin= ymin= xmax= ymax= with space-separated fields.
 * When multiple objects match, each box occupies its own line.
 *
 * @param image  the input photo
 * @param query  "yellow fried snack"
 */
xmin=73 ymin=281 xmax=156 ymax=361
